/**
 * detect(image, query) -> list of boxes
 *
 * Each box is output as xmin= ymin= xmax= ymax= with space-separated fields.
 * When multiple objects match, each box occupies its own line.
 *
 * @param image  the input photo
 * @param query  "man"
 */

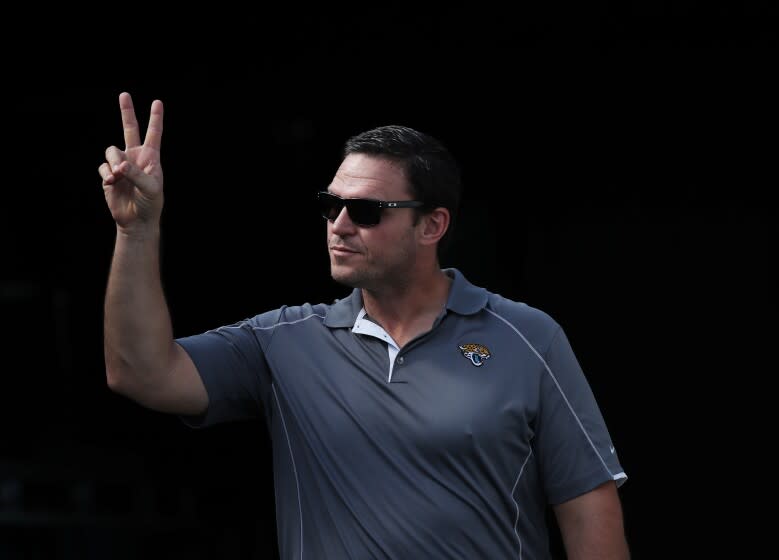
xmin=100 ymin=92 xmax=630 ymax=559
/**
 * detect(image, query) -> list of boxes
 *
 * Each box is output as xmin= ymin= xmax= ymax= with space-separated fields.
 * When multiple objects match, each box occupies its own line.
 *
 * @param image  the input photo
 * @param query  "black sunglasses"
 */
xmin=317 ymin=191 xmax=425 ymax=227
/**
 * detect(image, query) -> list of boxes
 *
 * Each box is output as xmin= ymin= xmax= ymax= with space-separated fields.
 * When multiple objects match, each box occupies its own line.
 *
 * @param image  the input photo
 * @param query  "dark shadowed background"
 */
xmin=1 ymin=10 xmax=776 ymax=559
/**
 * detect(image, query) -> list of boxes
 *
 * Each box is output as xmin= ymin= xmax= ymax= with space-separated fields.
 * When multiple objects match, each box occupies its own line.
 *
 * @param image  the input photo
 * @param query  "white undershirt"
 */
xmin=351 ymin=308 xmax=400 ymax=382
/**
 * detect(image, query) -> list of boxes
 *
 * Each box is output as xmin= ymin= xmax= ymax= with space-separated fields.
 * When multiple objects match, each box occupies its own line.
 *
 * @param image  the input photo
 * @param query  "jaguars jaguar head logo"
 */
xmin=458 ymin=343 xmax=492 ymax=367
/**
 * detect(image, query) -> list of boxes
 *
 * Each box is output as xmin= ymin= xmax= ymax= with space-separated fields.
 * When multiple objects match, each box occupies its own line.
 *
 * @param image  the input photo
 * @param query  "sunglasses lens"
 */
xmin=318 ymin=192 xmax=381 ymax=226
xmin=318 ymin=192 xmax=344 ymax=221
xmin=346 ymin=199 xmax=381 ymax=226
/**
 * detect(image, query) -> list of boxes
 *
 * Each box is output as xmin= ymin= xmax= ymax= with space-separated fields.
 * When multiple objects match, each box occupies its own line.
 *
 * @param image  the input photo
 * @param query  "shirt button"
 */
xmin=397 ymin=356 xmax=405 ymax=365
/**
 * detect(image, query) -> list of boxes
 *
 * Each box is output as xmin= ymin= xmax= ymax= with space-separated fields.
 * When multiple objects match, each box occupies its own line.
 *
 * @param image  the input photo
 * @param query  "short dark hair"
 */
xmin=343 ymin=125 xmax=462 ymax=260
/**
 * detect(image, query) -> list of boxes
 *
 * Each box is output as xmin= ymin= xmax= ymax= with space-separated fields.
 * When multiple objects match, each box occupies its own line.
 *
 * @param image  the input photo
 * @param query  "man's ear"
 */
xmin=418 ymin=207 xmax=450 ymax=247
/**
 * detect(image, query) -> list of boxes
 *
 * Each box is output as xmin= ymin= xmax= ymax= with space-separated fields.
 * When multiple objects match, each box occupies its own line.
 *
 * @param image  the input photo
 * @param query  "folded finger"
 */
xmin=104 ymin=146 xmax=126 ymax=171
xmin=116 ymin=159 xmax=157 ymax=195
xmin=98 ymin=162 xmax=115 ymax=184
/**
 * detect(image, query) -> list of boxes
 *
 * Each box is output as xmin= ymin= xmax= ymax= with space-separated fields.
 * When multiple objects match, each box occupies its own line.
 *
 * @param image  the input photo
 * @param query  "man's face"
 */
xmin=325 ymin=153 xmax=420 ymax=290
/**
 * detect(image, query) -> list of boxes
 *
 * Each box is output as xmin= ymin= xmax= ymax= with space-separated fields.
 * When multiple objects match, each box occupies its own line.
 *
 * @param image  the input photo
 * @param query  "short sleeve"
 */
xmin=175 ymin=312 xmax=277 ymax=428
xmin=534 ymin=327 xmax=627 ymax=504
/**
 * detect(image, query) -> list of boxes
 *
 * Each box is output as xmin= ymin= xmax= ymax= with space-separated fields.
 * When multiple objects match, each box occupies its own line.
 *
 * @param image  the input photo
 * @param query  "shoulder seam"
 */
xmin=257 ymin=311 xmax=325 ymax=354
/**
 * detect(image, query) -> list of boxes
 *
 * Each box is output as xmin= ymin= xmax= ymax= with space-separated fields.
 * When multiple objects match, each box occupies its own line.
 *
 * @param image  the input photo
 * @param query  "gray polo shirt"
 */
xmin=176 ymin=268 xmax=626 ymax=560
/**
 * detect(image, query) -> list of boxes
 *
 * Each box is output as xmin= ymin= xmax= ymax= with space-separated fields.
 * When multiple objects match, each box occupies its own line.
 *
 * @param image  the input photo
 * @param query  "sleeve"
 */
xmin=175 ymin=310 xmax=280 ymax=429
xmin=534 ymin=326 xmax=627 ymax=505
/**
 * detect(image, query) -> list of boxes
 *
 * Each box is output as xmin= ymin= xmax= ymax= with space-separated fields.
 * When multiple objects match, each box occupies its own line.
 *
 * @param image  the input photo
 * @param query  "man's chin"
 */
xmin=331 ymin=266 xmax=365 ymax=289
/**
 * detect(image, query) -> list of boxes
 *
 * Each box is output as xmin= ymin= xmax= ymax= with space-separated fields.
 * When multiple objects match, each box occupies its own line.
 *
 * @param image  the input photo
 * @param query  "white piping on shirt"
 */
xmin=484 ymin=308 xmax=618 ymax=481
xmin=511 ymin=448 xmax=534 ymax=560
xmin=272 ymin=383 xmax=304 ymax=560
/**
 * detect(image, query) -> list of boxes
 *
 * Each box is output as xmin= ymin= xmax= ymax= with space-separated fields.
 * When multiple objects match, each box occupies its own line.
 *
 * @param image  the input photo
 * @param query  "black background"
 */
xmin=2 ymin=10 xmax=776 ymax=559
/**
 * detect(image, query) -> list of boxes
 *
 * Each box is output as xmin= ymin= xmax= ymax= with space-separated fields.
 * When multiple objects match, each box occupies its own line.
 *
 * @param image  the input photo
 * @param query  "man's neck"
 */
xmin=361 ymin=268 xmax=452 ymax=348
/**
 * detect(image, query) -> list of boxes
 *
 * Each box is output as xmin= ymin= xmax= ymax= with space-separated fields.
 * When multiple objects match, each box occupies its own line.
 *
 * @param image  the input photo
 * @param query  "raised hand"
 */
xmin=99 ymin=92 xmax=164 ymax=232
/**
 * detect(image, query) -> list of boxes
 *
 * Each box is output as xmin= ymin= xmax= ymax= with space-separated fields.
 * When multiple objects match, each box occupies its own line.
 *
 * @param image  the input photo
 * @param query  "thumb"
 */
xmin=114 ymin=160 xmax=160 ymax=195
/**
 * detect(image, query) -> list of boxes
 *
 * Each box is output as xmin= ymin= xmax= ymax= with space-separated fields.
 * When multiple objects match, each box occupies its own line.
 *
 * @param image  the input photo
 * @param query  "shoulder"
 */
xmin=446 ymin=268 xmax=562 ymax=349
xmin=483 ymin=292 xmax=561 ymax=352
xmin=241 ymin=303 xmax=330 ymax=330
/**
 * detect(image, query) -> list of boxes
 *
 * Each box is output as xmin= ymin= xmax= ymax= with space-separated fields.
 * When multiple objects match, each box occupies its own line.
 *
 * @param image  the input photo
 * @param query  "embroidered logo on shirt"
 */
xmin=458 ymin=343 xmax=492 ymax=367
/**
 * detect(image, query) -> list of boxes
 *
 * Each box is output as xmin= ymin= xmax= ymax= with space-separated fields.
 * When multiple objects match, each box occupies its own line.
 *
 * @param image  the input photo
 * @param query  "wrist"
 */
xmin=116 ymin=222 xmax=161 ymax=243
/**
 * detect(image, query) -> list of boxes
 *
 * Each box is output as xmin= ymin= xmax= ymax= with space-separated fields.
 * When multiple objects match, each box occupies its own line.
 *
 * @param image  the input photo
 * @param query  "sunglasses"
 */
xmin=317 ymin=191 xmax=425 ymax=227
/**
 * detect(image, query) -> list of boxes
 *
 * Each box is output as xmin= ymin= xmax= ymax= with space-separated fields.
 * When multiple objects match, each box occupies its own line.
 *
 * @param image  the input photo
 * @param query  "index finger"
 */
xmin=143 ymin=99 xmax=164 ymax=151
xmin=119 ymin=92 xmax=141 ymax=149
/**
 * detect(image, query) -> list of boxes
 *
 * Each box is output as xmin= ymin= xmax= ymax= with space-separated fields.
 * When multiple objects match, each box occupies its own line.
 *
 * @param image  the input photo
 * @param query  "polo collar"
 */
xmin=323 ymin=288 xmax=365 ymax=328
xmin=443 ymin=267 xmax=489 ymax=315
xmin=322 ymin=268 xmax=488 ymax=329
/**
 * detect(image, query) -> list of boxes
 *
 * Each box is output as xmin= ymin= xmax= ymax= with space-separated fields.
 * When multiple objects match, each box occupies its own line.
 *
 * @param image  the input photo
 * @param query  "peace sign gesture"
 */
xmin=99 ymin=92 xmax=164 ymax=232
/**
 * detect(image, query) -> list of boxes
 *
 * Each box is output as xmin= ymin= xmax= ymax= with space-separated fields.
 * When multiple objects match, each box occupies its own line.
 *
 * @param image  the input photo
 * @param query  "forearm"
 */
xmin=555 ymin=482 xmax=630 ymax=560
xmin=559 ymin=523 xmax=630 ymax=560
xmin=104 ymin=226 xmax=175 ymax=395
